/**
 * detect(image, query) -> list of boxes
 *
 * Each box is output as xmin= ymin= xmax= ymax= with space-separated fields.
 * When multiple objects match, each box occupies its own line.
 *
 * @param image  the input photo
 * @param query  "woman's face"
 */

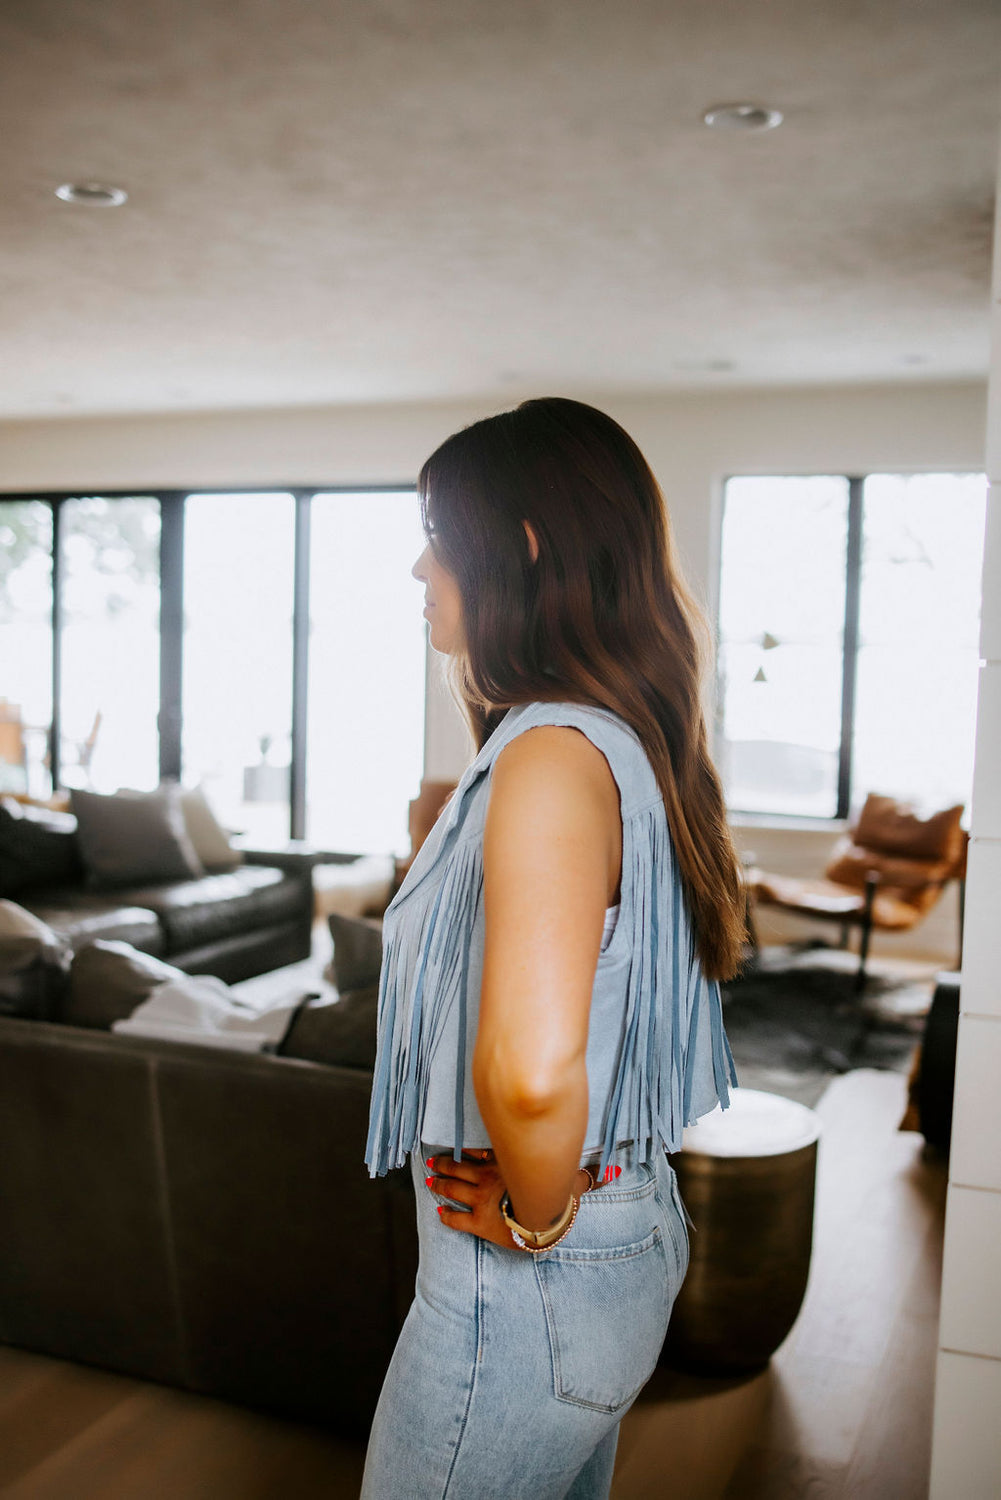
xmin=412 ymin=532 xmax=464 ymax=655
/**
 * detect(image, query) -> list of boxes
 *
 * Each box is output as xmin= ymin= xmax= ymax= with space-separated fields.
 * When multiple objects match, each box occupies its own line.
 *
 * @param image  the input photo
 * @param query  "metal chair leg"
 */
xmin=855 ymin=874 xmax=878 ymax=994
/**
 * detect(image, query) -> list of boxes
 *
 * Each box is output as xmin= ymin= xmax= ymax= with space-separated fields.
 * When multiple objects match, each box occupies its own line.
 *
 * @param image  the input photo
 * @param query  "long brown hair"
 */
xmin=417 ymin=396 xmax=745 ymax=980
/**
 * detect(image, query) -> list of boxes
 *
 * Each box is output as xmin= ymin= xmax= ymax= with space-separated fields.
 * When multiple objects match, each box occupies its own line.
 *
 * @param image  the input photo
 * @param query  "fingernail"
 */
xmin=436 ymin=1205 xmax=444 ymax=1215
xmin=425 ymin=1157 xmax=434 ymax=1168
xmin=425 ymin=1175 xmax=434 ymax=1188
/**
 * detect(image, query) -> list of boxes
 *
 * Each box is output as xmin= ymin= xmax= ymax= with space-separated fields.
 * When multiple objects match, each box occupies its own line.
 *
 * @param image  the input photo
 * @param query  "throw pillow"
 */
xmin=279 ymin=985 xmax=379 ymax=1070
xmin=119 ymin=782 xmax=242 ymax=872
xmin=326 ymin=912 xmax=383 ymax=992
xmin=0 ymin=899 xmax=73 ymax=1020
xmin=178 ymin=784 xmax=243 ymax=871
xmin=0 ymin=796 xmax=84 ymax=896
xmin=70 ymin=784 xmax=206 ymax=889
xmin=64 ymin=939 xmax=187 ymax=1029
xmin=852 ymin=794 xmax=965 ymax=863
xmin=0 ymin=898 xmax=71 ymax=973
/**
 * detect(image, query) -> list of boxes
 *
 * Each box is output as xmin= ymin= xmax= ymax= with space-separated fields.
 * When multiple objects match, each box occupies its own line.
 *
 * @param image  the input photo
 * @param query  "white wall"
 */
xmin=0 ymin=379 xmax=986 ymax=963
xmin=928 ymin=134 xmax=1001 ymax=1498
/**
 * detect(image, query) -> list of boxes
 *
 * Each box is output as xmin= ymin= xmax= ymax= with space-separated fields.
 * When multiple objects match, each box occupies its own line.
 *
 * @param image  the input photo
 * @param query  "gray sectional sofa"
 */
xmin=0 ymin=790 xmax=333 ymax=995
xmin=0 ymin=792 xmax=416 ymax=1436
xmin=0 ymin=1004 xmax=418 ymax=1436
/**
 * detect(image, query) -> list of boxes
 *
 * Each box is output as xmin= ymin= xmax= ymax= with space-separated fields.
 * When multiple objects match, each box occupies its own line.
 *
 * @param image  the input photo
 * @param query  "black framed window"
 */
xmin=716 ymin=472 xmax=988 ymax=820
xmin=0 ymin=499 xmax=54 ymax=796
xmin=0 ymin=487 xmax=426 ymax=854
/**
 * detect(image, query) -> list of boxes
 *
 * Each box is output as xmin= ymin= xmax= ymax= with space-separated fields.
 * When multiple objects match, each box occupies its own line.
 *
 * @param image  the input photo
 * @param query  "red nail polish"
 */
xmin=436 ymin=1205 xmax=444 ymax=1215
xmin=426 ymin=1157 xmax=434 ymax=1168
xmin=425 ymin=1175 xmax=434 ymax=1188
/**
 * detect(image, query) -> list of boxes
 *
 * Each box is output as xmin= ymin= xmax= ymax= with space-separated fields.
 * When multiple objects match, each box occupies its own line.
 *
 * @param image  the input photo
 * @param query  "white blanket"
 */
xmin=111 ymin=974 xmax=306 ymax=1052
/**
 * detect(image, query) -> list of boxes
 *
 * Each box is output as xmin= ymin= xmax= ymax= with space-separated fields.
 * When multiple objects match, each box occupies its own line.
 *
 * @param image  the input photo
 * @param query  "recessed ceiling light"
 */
xmin=55 ymin=182 xmax=128 ymax=207
xmin=702 ymin=103 xmax=783 ymax=132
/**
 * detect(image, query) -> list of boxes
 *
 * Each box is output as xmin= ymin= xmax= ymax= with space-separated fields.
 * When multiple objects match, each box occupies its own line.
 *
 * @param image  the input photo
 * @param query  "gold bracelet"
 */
xmin=499 ymin=1168 xmax=594 ymax=1253
xmin=500 ymin=1189 xmax=577 ymax=1252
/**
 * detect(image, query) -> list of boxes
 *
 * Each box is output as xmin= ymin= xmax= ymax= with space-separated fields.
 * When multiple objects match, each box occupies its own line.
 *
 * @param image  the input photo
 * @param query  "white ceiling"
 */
xmin=1 ymin=0 xmax=998 ymax=419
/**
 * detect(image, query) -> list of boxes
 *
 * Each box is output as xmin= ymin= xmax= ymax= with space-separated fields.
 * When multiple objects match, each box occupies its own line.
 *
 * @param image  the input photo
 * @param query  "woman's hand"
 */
xmin=425 ymin=1148 xmax=594 ymax=1251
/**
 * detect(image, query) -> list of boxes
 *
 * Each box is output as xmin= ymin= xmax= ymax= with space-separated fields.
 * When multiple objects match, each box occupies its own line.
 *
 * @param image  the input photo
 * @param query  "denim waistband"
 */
xmin=420 ymin=1136 xmax=664 ymax=1178
xmin=581 ymin=1137 xmax=661 ymax=1174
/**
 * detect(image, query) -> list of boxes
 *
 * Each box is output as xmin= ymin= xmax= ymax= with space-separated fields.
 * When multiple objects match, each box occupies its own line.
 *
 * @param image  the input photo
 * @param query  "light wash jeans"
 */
xmin=360 ymin=1139 xmax=691 ymax=1500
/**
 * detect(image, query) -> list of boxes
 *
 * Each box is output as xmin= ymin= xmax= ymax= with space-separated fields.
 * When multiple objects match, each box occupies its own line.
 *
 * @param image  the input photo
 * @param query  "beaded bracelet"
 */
xmin=499 ymin=1165 xmax=597 ymax=1253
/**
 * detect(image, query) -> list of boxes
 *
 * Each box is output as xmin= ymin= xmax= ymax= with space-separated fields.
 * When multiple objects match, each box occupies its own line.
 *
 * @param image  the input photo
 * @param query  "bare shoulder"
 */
xmin=485 ymin=724 xmax=622 ymax=909
xmin=492 ymin=724 xmax=619 ymax=806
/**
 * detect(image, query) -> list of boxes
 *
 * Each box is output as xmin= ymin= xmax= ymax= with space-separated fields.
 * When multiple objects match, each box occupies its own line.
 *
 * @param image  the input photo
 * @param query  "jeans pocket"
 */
xmin=533 ymin=1225 xmax=672 ymax=1413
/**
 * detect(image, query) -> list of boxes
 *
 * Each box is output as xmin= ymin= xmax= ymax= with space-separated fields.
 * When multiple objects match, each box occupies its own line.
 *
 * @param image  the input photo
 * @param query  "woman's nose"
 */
xmin=412 ymin=546 xmax=430 ymax=582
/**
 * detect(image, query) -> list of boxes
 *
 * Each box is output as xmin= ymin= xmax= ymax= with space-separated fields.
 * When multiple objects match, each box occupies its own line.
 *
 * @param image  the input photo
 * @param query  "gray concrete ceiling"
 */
xmin=1 ymin=0 xmax=999 ymax=419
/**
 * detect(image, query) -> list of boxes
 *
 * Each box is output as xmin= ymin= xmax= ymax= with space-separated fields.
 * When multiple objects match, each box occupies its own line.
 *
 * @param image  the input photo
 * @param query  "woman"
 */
xmin=361 ymin=398 xmax=744 ymax=1500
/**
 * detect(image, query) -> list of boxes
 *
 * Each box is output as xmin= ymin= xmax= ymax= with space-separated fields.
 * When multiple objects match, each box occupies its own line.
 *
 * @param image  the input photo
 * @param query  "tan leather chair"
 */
xmin=745 ymin=794 xmax=968 ymax=991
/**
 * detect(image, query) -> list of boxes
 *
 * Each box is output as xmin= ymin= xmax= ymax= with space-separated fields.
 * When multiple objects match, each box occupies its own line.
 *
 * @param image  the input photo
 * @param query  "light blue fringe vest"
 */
xmin=364 ymin=701 xmax=738 ymax=1182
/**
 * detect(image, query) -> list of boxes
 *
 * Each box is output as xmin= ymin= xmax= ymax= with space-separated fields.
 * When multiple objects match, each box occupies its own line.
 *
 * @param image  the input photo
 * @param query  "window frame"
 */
xmin=1 ymin=484 xmax=418 ymax=841
xmin=717 ymin=469 xmax=984 ymax=823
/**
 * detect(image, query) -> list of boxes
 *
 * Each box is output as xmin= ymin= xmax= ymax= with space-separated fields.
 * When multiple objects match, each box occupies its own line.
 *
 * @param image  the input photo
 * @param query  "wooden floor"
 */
xmin=0 ymin=1068 xmax=946 ymax=1499
xmin=611 ymin=1068 xmax=948 ymax=1499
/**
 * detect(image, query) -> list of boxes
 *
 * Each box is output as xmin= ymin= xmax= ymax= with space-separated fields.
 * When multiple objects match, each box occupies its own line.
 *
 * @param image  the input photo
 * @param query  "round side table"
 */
xmin=662 ymin=1087 xmax=822 ymax=1374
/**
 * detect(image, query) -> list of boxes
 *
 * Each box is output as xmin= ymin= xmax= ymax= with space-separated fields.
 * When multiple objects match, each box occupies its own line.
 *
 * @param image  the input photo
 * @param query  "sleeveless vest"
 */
xmin=364 ymin=701 xmax=738 ymax=1182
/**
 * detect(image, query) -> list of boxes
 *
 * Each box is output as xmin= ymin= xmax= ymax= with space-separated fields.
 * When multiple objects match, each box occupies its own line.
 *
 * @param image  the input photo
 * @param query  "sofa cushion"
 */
xmin=0 ymin=796 xmax=84 ymax=896
xmin=824 ymin=836 xmax=955 ymax=901
xmin=70 ymin=785 xmax=205 ymax=889
xmin=118 ymin=865 xmax=306 ymax=954
xmin=64 ymin=939 xmax=187 ymax=1029
xmin=327 ymin=912 xmax=384 ymax=991
xmin=748 ymin=870 xmax=926 ymax=931
xmin=15 ymin=889 xmax=165 ymax=955
xmin=279 ymin=985 xmax=379 ymax=1070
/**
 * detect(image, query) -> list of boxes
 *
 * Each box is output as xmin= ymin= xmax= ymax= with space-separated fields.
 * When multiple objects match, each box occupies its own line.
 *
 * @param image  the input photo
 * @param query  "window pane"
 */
xmin=308 ymin=491 xmax=426 ymax=854
xmin=182 ymin=493 xmax=295 ymax=842
xmin=718 ymin=476 xmax=849 ymax=817
xmin=60 ymin=497 xmax=161 ymax=792
xmin=854 ymin=473 xmax=986 ymax=813
xmin=0 ymin=501 xmax=53 ymax=796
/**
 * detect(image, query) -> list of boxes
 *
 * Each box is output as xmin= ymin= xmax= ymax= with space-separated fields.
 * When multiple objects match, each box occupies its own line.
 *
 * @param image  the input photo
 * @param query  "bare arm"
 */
xmin=471 ymin=724 xmax=622 ymax=1232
